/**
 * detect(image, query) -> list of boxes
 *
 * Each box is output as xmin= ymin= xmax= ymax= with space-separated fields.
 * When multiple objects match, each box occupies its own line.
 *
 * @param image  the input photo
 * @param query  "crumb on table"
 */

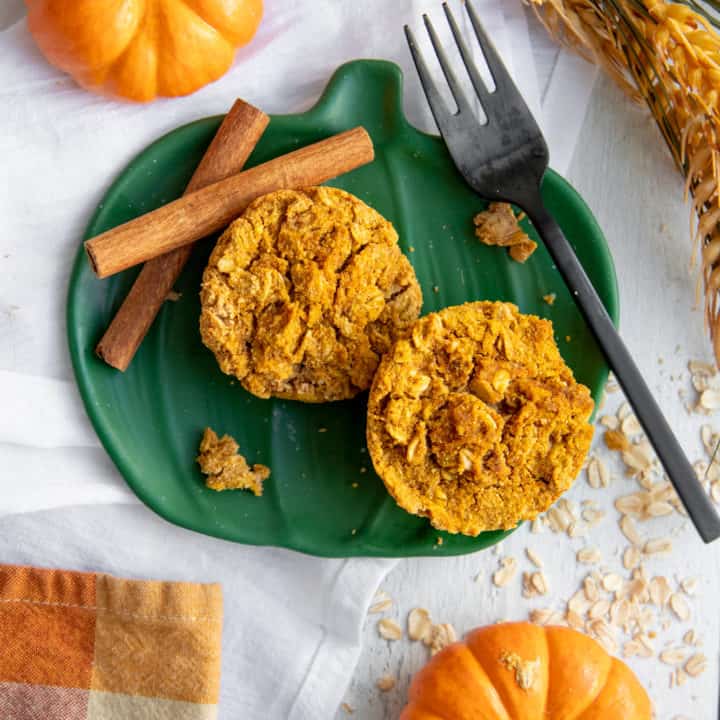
xmin=196 ymin=427 xmax=270 ymax=495
xmin=543 ymin=293 xmax=556 ymax=306
xmin=473 ymin=202 xmax=537 ymax=263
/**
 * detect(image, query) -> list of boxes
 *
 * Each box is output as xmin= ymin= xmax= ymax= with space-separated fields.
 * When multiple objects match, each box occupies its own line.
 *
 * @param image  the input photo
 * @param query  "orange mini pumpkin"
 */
xmin=401 ymin=622 xmax=651 ymax=720
xmin=26 ymin=0 xmax=263 ymax=102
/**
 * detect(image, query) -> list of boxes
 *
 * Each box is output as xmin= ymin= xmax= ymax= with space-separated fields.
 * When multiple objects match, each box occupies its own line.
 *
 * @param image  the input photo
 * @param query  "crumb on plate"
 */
xmin=473 ymin=202 xmax=537 ymax=263
xmin=197 ymin=427 xmax=270 ymax=495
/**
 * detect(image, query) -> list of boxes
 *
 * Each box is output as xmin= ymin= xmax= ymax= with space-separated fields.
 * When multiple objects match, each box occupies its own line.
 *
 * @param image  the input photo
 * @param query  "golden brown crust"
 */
xmin=197 ymin=428 xmax=270 ymax=495
xmin=366 ymin=302 xmax=594 ymax=535
xmin=200 ymin=187 xmax=422 ymax=402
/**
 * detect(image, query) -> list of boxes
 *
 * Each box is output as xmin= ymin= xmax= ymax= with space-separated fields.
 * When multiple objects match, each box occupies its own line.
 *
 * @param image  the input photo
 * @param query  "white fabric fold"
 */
xmin=0 ymin=504 xmax=394 ymax=718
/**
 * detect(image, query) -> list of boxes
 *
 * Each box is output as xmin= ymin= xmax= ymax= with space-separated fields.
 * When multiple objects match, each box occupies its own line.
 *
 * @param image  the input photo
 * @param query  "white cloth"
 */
xmin=0 ymin=3 xmax=596 ymax=717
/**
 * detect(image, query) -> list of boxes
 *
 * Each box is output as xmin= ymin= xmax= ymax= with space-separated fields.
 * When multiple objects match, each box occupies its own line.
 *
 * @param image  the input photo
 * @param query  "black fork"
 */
xmin=405 ymin=1 xmax=720 ymax=542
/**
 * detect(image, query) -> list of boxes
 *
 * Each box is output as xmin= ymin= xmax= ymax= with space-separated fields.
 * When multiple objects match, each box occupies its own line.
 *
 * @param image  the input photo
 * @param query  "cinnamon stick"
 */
xmin=96 ymin=99 xmax=269 ymax=371
xmin=85 ymin=127 xmax=375 ymax=279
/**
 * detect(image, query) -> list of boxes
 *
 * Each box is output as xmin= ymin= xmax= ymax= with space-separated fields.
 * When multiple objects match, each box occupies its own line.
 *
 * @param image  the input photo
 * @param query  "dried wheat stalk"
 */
xmin=530 ymin=0 xmax=720 ymax=363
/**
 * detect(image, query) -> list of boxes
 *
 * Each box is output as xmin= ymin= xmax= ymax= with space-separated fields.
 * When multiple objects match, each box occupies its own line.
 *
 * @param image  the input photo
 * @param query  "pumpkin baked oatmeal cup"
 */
xmin=200 ymin=187 xmax=422 ymax=402
xmin=366 ymin=301 xmax=594 ymax=535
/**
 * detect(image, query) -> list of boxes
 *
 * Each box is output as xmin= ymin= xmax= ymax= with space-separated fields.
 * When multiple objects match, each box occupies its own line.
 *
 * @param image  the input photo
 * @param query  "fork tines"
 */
xmin=405 ymin=1 xmax=530 ymax=126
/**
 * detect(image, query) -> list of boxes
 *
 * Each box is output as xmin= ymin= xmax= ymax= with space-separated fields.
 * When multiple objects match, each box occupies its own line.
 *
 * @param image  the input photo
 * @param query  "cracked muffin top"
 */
xmin=200 ymin=187 xmax=422 ymax=402
xmin=366 ymin=301 xmax=594 ymax=535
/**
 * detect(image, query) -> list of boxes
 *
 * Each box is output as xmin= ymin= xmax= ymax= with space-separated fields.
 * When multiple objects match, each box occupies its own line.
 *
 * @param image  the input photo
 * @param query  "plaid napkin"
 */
xmin=0 ymin=564 xmax=222 ymax=720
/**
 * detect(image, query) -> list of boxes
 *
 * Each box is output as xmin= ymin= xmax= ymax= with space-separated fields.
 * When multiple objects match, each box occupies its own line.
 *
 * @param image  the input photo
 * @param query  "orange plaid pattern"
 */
xmin=0 ymin=565 xmax=222 ymax=720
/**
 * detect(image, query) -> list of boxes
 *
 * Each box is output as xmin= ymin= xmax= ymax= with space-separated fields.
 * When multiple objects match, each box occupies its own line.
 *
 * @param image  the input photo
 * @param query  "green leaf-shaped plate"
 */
xmin=68 ymin=60 xmax=618 ymax=557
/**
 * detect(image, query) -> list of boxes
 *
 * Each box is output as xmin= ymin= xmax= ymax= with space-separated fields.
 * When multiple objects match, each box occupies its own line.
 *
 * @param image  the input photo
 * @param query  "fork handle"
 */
xmin=524 ymin=196 xmax=720 ymax=543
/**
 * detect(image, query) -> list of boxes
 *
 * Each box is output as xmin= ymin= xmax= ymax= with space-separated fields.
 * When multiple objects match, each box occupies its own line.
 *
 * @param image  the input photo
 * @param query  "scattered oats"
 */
xmin=583 ymin=576 xmax=599 ymax=602
xmin=688 ymin=360 xmax=716 ymax=376
xmin=646 ymin=501 xmax=674 ymax=517
xmin=700 ymin=425 xmax=717 ymax=455
xmin=680 ymin=577 xmax=698 ymax=596
xmin=623 ymin=639 xmax=643 ymax=658
xmin=581 ymin=507 xmax=605 ymax=525
xmin=427 ymin=623 xmax=457 ymax=655
xmin=632 ymin=564 xmax=649 ymax=583
xmin=637 ymin=473 xmax=656 ymax=491
xmin=606 ymin=377 xmax=619 ymax=393
xmin=376 ymin=675 xmax=396 ymax=692
xmin=620 ymin=516 xmax=642 ymax=546
xmin=568 ymin=588 xmax=591 ymax=615
xmin=586 ymin=456 xmax=609 ymax=489
xmin=499 ymin=651 xmax=541 ymax=691
xmin=671 ymin=498 xmax=688 ymax=516
xmin=683 ymin=629 xmax=700 ymax=646
xmin=565 ymin=609 xmax=586 ymax=631
xmin=649 ymin=480 xmax=675 ymax=502
xmin=637 ymin=607 xmax=655 ymax=629
xmin=684 ymin=653 xmax=708 ymax=677
xmin=615 ymin=493 xmax=645 ymax=518
xmin=617 ymin=402 xmax=632 ymax=421
xmin=660 ymin=648 xmax=688 ymax=665
xmin=643 ymin=537 xmax=673 ymax=555
xmin=669 ymin=593 xmax=691 ymax=621
xmin=530 ymin=517 xmax=544 ymax=534
xmin=340 ymin=702 xmax=355 ymax=714
xmin=531 ymin=572 xmax=549 ymax=596
xmin=602 ymin=573 xmax=623 ymax=594
xmin=529 ymin=608 xmax=563 ymax=626
xmin=627 ymin=577 xmax=650 ymax=604
xmin=577 ymin=547 xmax=601 ymax=565
xmin=525 ymin=548 xmax=543 ymax=568
xmin=623 ymin=546 xmax=642 ymax=570
xmin=407 ymin=608 xmax=432 ymax=642
xmin=377 ymin=618 xmax=403 ymax=641
xmin=676 ymin=667 xmax=688 ymax=686
xmin=610 ymin=598 xmax=630 ymax=628
xmin=621 ymin=414 xmax=642 ymax=436
xmin=589 ymin=618 xmax=617 ymax=653
xmin=600 ymin=414 xmax=619 ymax=429
xmin=588 ymin=599 xmax=611 ymax=620
xmin=622 ymin=442 xmax=653 ymax=476
xmin=648 ymin=576 xmax=672 ymax=607
xmin=633 ymin=633 xmax=654 ymax=657
xmin=474 ymin=571 xmax=484 ymax=584
xmin=165 ymin=290 xmax=182 ymax=302
xmin=493 ymin=556 xmax=518 ymax=587
xmin=711 ymin=481 xmax=720 ymax=503
xmin=369 ymin=597 xmax=393 ymax=614
xmin=567 ymin=522 xmax=587 ymax=538
xmin=521 ymin=572 xmax=535 ymax=598
xmin=559 ymin=497 xmax=579 ymax=521
xmin=693 ymin=460 xmax=710 ymax=483
xmin=700 ymin=388 xmax=720 ymax=410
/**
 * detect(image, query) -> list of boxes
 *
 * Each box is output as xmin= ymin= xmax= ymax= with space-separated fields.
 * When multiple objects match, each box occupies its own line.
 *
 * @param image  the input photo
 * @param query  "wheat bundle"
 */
xmin=531 ymin=0 xmax=720 ymax=362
